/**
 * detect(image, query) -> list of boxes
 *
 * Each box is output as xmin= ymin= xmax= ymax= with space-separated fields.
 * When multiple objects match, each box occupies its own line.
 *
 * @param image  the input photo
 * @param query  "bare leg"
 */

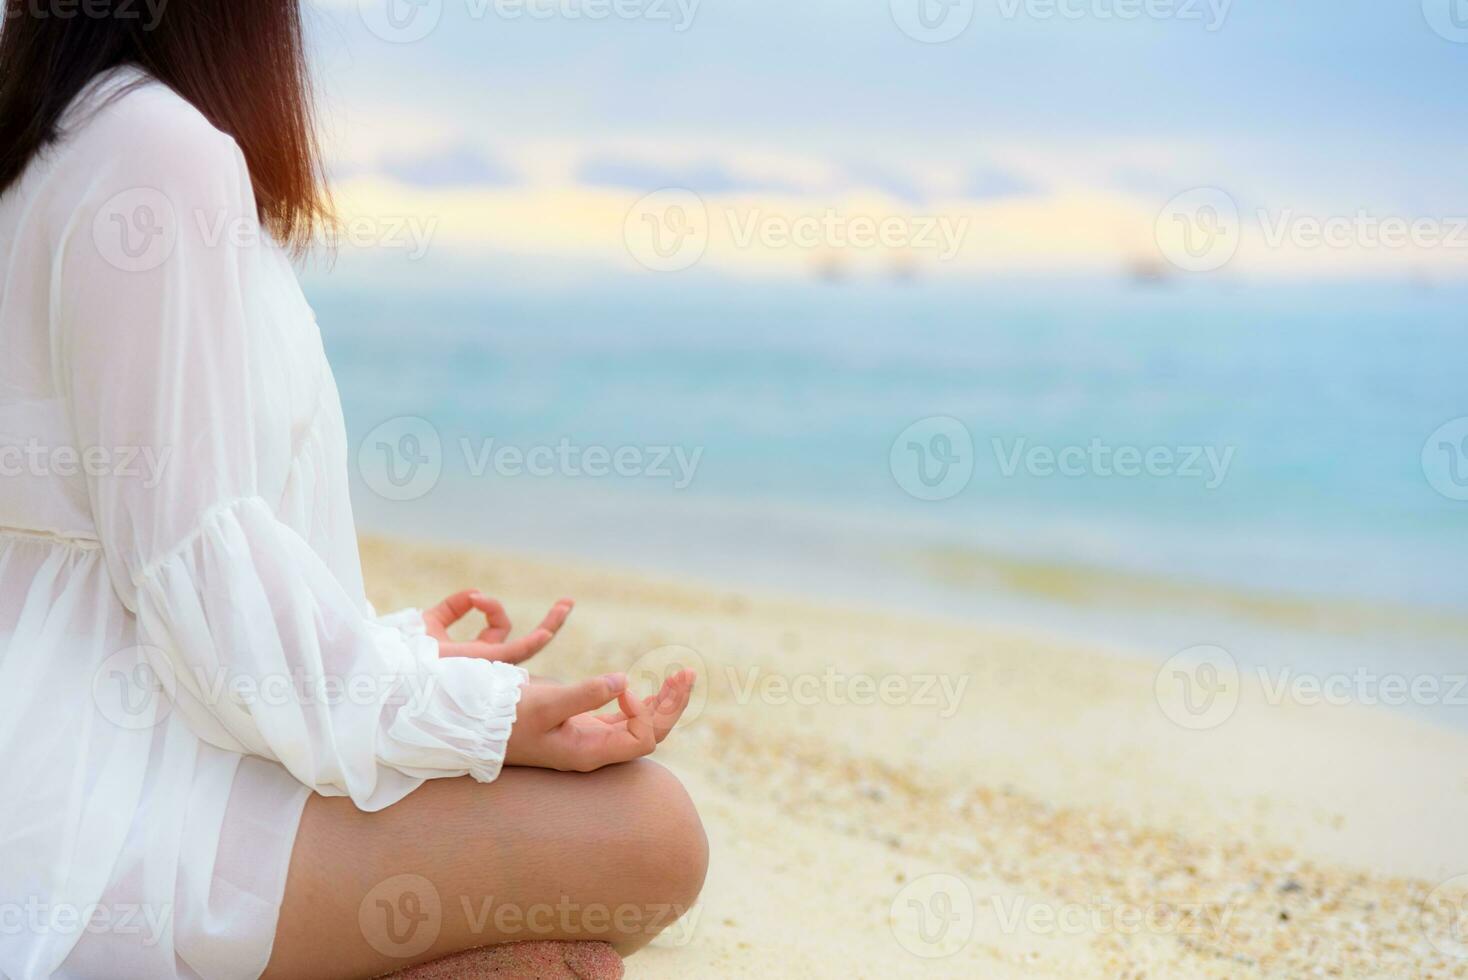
xmin=263 ymin=761 xmax=708 ymax=980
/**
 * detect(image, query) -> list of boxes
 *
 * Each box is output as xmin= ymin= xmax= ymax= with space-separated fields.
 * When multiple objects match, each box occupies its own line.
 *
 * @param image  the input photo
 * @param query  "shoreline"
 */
xmin=361 ymin=534 xmax=1468 ymax=977
xmin=358 ymin=506 xmax=1468 ymax=733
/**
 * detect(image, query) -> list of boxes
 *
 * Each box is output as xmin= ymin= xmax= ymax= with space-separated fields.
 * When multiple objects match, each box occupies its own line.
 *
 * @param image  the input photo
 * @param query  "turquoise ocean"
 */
xmin=304 ymin=273 xmax=1468 ymax=727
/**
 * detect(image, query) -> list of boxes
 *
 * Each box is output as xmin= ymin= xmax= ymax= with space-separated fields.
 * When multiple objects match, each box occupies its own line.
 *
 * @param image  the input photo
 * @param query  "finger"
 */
xmin=610 ymin=687 xmax=658 ymax=760
xmin=475 ymin=597 xmax=572 ymax=659
xmin=424 ymin=590 xmax=480 ymax=635
xmin=595 ymin=667 xmax=678 ymax=720
xmin=529 ymin=599 xmax=574 ymax=639
xmin=483 ymin=628 xmax=555 ymax=665
xmin=438 ymin=641 xmax=490 ymax=661
xmin=534 ymin=673 xmax=628 ymax=726
xmin=649 ymin=669 xmax=695 ymax=741
xmin=594 ymin=692 xmax=658 ymax=726
xmin=599 ymin=672 xmax=687 ymax=739
xmin=436 ymin=638 xmax=540 ymax=665
xmin=571 ymin=688 xmax=656 ymax=769
xmin=466 ymin=592 xmax=513 ymax=643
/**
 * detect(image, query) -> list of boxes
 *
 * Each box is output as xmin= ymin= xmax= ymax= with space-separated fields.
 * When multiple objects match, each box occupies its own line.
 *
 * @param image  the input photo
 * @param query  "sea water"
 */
xmin=307 ymin=273 xmax=1468 ymax=726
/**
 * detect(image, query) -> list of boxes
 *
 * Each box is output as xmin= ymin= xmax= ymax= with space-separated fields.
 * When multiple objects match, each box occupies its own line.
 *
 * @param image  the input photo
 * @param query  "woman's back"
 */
xmin=0 ymin=68 xmax=335 ymax=980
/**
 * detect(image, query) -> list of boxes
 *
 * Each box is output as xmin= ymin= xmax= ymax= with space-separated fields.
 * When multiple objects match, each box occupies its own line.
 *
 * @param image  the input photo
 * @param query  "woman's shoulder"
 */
xmin=49 ymin=67 xmax=249 ymax=207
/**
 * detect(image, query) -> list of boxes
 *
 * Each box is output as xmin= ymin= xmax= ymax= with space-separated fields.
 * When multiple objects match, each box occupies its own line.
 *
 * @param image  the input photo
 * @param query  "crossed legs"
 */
xmin=262 ymin=761 xmax=708 ymax=979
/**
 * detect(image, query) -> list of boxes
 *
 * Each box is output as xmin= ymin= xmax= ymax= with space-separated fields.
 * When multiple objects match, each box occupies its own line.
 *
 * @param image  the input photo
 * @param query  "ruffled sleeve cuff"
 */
xmin=380 ymin=655 xmax=527 ymax=784
xmin=371 ymin=605 xmax=433 ymax=641
xmin=361 ymin=605 xmax=527 ymax=785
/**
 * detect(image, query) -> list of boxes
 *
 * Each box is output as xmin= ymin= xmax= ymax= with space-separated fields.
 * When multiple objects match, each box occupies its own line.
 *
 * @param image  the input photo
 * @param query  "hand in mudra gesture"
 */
xmin=425 ymin=590 xmax=697 ymax=771
xmin=424 ymin=589 xmax=574 ymax=664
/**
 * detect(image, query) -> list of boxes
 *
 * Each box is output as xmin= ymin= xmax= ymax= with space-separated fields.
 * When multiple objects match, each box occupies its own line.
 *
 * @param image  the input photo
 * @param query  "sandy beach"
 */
xmin=361 ymin=535 xmax=1468 ymax=978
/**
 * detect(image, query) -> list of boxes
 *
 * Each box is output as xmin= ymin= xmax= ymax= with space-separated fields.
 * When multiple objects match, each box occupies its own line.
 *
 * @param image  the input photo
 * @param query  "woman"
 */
xmin=0 ymin=3 xmax=707 ymax=978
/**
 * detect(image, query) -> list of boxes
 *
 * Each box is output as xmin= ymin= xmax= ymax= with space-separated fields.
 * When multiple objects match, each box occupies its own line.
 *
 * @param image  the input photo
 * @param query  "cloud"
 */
xmin=964 ymin=167 xmax=1041 ymax=201
xmin=839 ymin=163 xmax=931 ymax=206
xmin=326 ymin=169 xmax=1468 ymax=285
xmin=330 ymin=171 xmax=1151 ymax=277
xmin=378 ymin=144 xmax=521 ymax=189
xmin=573 ymin=153 xmax=1039 ymax=208
xmin=575 ymin=157 xmax=808 ymax=197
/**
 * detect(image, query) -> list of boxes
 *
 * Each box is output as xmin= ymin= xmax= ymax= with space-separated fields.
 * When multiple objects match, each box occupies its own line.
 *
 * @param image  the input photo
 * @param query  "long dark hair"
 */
xmin=0 ymin=0 xmax=330 ymax=252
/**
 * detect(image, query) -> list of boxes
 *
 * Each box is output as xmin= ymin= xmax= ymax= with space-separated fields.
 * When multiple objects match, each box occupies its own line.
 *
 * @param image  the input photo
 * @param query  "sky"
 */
xmin=302 ymin=1 xmax=1468 ymax=283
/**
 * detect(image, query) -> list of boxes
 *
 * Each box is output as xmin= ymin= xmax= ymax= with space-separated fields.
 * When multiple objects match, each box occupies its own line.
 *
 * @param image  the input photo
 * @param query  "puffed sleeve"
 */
xmin=52 ymin=93 xmax=525 ymax=810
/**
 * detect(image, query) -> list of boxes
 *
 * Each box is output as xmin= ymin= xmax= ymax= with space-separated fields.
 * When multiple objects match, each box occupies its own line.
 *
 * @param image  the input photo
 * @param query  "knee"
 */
xmin=609 ymin=760 xmax=708 ymax=911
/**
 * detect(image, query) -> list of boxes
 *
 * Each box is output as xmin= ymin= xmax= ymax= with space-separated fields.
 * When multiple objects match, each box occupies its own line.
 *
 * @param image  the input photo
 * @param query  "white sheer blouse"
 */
xmin=0 ymin=68 xmax=526 ymax=979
